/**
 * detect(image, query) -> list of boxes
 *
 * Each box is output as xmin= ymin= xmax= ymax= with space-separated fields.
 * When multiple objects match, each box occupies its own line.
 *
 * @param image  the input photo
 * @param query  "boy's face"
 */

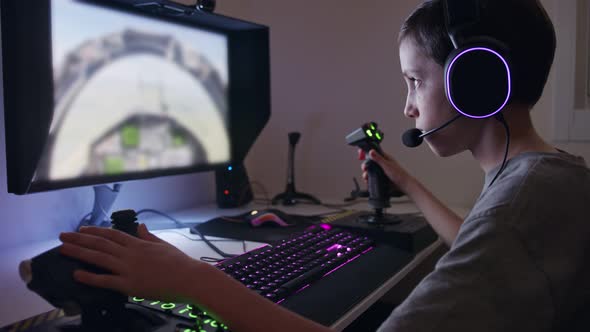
xmin=399 ymin=37 xmax=481 ymax=157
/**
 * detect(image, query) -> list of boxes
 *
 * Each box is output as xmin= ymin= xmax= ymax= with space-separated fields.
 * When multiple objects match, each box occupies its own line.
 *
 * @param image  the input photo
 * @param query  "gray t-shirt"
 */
xmin=377 ymin=150 xmax=590 ymax=332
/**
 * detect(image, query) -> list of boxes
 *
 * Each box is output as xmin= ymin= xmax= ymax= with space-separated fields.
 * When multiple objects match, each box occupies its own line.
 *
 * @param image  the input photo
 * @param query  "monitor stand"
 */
xmin=78 ymin=184 xmax=122 ymax=229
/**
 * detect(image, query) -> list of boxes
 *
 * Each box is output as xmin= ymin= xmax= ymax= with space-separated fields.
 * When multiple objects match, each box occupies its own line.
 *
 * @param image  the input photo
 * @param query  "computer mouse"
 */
xmin=245 ymin=209 xmax=296 ymax=227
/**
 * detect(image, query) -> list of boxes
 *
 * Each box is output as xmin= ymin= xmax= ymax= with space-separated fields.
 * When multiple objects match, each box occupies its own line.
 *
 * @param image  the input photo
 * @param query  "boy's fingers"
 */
xmin=370 ymin=149 xmax=393 ymax=161
xmin=79 ymin=226 xmax=136 ymax=247
xmin=60 ymin=243 xmax=124 ymax=274
xmin=369 ymin=150 xmax=385 ymax=164
xmin=73 ymin=270 xmax=125 ymax=292
xmin=59 ymin=232 xmax=122 ymax=257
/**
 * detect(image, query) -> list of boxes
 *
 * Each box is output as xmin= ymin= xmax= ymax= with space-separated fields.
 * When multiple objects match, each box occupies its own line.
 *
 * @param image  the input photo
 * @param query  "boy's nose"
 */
xmin=404 ymin=103 xmax=419 ymax=119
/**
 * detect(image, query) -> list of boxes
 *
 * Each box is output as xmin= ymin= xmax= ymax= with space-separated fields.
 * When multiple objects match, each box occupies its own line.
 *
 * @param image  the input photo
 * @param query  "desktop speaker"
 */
xmin=215 ymin=163 xmax=253 ymax=208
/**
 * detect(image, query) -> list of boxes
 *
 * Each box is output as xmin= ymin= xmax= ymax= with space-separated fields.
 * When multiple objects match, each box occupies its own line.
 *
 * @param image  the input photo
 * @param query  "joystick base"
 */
xmin=356 ymin=212 xmax=402 ymax=225
xmin=323 ymin=210 xmax=438 ymax=253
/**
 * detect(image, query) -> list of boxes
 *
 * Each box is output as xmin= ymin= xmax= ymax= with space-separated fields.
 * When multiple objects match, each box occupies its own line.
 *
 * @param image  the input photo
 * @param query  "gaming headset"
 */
xmin=443 ymin=0 xmax=511 ymax=119
xmin=402 ymin=0 xmax=512 ymax=187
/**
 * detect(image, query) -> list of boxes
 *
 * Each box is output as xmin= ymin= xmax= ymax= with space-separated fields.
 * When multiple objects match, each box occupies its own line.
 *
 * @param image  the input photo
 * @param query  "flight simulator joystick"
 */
xmin=19 ymin=210 xmax=165 ymax=332
xmin=346 ymin=122 xmax=404 ymax=225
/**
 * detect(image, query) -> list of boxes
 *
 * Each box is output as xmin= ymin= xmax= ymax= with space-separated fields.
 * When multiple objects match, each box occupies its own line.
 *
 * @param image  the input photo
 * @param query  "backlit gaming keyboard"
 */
xmin=129 ymin=225 xmax=375 ymax=331
xmin=216 ymin=224 xmax=375 ymax=303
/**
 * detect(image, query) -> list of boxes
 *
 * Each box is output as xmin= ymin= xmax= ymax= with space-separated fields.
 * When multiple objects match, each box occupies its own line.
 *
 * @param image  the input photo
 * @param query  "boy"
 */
xmin=60 ymin=0 xmax=590 ymax=331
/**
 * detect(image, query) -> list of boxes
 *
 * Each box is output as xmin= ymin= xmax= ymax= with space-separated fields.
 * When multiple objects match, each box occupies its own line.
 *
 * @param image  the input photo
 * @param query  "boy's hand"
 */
xmin=59 ymin=224 xmax=202 ymax=303
xmin=361 ymin=149 xmax=412 ymax=192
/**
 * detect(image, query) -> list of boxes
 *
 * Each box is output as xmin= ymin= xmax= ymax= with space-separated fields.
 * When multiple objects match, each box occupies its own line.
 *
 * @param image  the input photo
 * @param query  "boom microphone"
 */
xmin=401 ymin=128 xmax=424 ymax=148
xmin=401 ymin=114 xmax=462 ymax=148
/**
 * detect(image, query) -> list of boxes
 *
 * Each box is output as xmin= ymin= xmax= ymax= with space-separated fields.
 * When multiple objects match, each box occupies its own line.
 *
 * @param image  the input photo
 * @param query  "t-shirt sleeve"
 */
xmin=376 ymin=214 xmax=554 ymax=332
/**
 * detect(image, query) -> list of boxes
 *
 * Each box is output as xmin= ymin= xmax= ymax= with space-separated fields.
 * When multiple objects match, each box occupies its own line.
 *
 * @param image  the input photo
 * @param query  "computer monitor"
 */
xmin=1 ymin=0 xmax=270 ymax=194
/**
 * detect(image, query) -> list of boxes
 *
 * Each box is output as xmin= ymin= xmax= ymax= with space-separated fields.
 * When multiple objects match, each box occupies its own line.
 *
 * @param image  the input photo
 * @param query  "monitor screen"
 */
xmin=41 ymin=0 xmax=229 ymax=182
xmin=1 ymin=0 xmax=271 ymax=194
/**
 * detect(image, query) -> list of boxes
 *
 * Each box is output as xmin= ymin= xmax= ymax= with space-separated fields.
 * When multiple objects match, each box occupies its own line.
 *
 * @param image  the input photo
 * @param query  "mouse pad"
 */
xmin=191 ymin=212 xmax=320 ymax=244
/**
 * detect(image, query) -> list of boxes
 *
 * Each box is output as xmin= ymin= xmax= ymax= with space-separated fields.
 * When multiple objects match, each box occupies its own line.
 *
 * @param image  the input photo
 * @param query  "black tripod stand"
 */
xmin=272 ymin=132 xmax=321 ymax=206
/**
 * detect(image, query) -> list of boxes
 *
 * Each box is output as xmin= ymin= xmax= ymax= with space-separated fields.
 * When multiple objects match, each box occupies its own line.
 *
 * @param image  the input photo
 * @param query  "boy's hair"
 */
xmin=399 ymin=0 xmax=556 ymax=107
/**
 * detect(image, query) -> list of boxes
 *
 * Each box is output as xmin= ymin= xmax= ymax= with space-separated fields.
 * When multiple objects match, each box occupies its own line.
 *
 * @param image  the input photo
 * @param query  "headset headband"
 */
xmin=444 ymin=0 xmax=479 ymax=48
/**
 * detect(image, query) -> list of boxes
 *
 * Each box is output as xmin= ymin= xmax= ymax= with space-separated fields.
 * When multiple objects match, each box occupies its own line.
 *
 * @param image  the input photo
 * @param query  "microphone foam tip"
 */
xmin=402 ymin=128 xmax=424 ymax=148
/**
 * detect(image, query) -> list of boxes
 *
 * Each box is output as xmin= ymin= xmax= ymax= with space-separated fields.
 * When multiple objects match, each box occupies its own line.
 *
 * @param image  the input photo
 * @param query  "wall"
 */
xmin=534 ymin=0 xmax=590 ymax=157
xmin=215 ymin=0 xmax=589 ymax=212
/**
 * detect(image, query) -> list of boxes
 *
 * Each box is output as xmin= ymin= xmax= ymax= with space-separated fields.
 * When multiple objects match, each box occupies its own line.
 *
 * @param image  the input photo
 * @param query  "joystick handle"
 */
xmin=346 ymin=122 xmax=401 ymax=209
xmin=111 ymin=209 xmax=139 ymax=237
xmin=365 ymin=159 xmax=391 ymax=209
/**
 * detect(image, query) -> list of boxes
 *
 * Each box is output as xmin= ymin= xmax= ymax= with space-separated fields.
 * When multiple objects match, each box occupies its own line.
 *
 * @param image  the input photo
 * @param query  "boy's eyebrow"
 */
xmin=402 ymin=68 xmax=424 ymax=77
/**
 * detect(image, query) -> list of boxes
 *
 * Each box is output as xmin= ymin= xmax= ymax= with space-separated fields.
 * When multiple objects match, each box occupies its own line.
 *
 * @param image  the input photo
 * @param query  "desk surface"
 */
xmin=0 ymin=201 xmax=468 ymax=330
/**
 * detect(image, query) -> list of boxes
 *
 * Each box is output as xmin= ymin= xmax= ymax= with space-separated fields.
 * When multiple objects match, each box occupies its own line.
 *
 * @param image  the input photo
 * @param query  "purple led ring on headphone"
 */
xmin=445 ymin=47 xmax=512 ymax=119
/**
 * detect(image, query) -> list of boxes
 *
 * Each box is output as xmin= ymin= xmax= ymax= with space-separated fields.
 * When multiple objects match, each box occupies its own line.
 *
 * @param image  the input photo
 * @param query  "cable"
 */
xmin=152 ymin=230 xmax=243 ymax=243
xmin=488 ymin=113 xmax=511 ymax=188
xmin=153 ymin=230 xmax=248 ymax=261
xmin=76 ymin=212 xmax=92 ymax=231
xmin=137 ymin=209 xmax=187 ymax=228
xmin=200 ymin=257 xmax=226 ymax=263
xmin=136 ymin=209 xmax=238 ymax=259
xmin=76 ymin=205 xmax=109 ymax=230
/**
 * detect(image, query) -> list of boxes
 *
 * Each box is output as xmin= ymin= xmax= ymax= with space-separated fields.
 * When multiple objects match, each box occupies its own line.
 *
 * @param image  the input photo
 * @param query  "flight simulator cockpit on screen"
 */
xmin=37 ymin=0 xmax=230 ymax=182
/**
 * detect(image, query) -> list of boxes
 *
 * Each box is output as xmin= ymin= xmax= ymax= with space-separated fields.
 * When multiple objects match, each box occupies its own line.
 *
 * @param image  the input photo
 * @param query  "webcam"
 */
xmin=196 ymin=0 xmax=216 ymax=12
xmin=135 ymin=0 xmax=215 ymax=15
xmin=168 ymin=0 xmax=216 ymax=12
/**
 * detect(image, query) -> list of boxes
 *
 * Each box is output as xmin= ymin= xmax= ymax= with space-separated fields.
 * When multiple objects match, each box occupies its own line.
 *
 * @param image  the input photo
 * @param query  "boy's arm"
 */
xmin=401 ymin=176 xmax=463 ymax=246
xmin=187 ymin=263 xmax=333 ymax=332
xmin=367 ymin=149 xmax=463 ymax=246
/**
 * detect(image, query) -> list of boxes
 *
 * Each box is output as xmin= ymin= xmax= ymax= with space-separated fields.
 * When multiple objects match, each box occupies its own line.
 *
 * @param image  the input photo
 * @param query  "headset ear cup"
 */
xmin=444 ymin=40 xmax=512 ymax=119
xmin=444 ymin=47 xmax=463 ymax=113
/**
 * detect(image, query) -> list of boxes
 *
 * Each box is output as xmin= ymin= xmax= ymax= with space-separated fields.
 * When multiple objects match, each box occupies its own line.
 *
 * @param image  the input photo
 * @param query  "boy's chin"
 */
xmin=426 ymin=141 xmax=462 ymax=157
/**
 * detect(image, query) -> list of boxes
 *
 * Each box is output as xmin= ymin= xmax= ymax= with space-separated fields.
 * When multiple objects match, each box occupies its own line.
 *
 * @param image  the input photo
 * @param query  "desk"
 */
xmin=0 ymin=201 xmax=467 ymax=330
